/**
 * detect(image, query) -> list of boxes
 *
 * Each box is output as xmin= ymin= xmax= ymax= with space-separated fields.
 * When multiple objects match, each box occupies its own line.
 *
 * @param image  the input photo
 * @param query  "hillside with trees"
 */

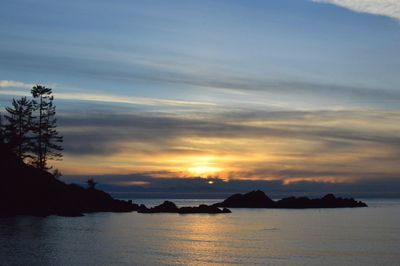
xmin=0 ymin=85 xmax=138 ymax=217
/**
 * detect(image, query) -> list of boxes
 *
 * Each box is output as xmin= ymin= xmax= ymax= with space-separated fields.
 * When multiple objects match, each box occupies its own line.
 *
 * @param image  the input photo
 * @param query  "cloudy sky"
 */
xmin=1 ymin=0 xmax=399 ymax=197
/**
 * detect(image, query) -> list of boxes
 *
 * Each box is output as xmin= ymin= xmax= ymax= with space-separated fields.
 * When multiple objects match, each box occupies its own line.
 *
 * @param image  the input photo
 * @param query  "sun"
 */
xmin=188 ymin=165 xmax=222 ymax=176
xmin=186 ymin=156 xmax=222 ymax=177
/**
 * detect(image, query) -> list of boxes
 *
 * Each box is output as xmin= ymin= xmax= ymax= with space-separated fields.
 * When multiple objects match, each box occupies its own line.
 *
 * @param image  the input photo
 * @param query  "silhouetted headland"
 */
xmin=138 ymin=201 xmax=231 ymax=214
xmin=0 ymin=142 xmax=138 ymax=217
xmin=213 ymin=190 xmax=367 ymax=209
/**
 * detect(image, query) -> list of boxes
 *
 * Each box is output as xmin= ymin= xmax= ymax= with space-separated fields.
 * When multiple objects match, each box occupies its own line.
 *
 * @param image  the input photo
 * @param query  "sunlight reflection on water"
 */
xmin=0 ymin=199 xmax=399 ymax=265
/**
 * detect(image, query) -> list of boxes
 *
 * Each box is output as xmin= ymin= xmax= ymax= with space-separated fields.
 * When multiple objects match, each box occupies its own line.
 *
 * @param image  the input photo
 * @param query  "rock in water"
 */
xmin=213 ymin=190 xmax=275 ymax=208
xmin=213 ymin=190 xmax=367 ymax=209
xmin=138 ymin=201 xmax=231 ymax=214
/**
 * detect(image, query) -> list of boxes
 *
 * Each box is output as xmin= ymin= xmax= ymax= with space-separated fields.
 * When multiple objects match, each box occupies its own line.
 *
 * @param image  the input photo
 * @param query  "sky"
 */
xmin=1 ymin=0 xmax=400 ymax=197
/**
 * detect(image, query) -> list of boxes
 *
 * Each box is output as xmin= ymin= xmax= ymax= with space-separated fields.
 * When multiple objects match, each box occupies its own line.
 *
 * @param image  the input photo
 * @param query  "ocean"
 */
xmin=0 ymin=199 xmax=399 ymax=265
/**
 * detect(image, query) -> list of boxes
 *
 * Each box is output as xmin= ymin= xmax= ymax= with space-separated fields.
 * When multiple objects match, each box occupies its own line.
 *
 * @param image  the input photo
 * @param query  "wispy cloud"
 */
xmin=0 ymin=80 xmax=217 ymax=108
xmin=312 ymin=0 xmax=400 ymax=21
xmin=56 ymin=108 xmax=400 ymax=184
xmin=0 ymin=80 xmax=33 ymax=89
xmin=55 ymin=92 xmax=217 ymax=107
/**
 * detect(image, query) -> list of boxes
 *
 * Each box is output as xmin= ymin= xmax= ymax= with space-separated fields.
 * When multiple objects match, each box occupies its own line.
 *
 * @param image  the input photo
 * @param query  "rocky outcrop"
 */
xmin=213 ymin=190 xmax=367 ymax=209
xmin=275 ymin=193 xmax=367 ymax=208
xmin=137 ymin=201 xmax=179 ymax=213
xmin=138 ymin=201 xmax=231 ymax=214
xmin=213 ymin=190 xmax=275 ymax=208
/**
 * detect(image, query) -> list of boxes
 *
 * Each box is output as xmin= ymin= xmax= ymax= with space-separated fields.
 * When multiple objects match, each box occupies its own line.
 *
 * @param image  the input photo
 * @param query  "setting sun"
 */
xmin=185 ymin=156 xmax=223 ymax=177
xmin=188 ymin=165 xmax=222 ymax=177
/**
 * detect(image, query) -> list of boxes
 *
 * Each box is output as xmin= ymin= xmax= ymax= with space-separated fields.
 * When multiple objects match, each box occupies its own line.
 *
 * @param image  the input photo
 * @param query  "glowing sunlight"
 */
xmin=187 ymin=157 xmax=223 ymax=177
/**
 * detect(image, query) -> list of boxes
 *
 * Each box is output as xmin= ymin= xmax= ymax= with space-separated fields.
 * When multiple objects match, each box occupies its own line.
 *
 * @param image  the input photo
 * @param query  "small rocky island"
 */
xmin=136 ymin=189 xmax=367 ymax=214
xmin=213 ymin=190 xmax=367 ymax=209
xmin=138 ymin=201 xmax=231 ymax=214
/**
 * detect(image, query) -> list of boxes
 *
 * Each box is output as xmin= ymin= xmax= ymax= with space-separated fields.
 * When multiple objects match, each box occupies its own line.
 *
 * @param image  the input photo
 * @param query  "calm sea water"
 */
xmin=0 ymin=199 xmax=399 ymax=266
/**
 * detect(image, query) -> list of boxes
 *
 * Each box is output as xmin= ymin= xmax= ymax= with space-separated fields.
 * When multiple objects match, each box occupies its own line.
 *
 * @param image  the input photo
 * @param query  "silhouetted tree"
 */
xmin=0 ymin=112 xmax=4 ymax=144
xmin=31 ymin=85 xmax=63 ymax=170
xmin=3 ymin=97 xmax=34 ymax=161
xmin=86 ymin=178 xmax=97 ymax=190
xmin=52 ymin=169 xmax=62 ymax=179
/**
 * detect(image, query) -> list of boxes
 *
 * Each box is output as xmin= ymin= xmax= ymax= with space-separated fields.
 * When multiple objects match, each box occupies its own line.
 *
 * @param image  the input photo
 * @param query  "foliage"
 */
xmin=1 ymin=85 xmax=63 ymax=171
xmin=0 ymin=112 xmax=4 ymax=144
xmin=52 ymin=168 xmax=63 ymax=179
xmin=86 ymin=178 xmax=97 ymax=190
xmin=3 ymin=97 xmax=34 ymax=161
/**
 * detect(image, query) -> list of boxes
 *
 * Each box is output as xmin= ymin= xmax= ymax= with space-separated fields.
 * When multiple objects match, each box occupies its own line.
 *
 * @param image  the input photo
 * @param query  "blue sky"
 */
xmin=1 ymin=0 xmax=399 ymax=108
xmin=1 ymin=0 xmax=400 ymax=196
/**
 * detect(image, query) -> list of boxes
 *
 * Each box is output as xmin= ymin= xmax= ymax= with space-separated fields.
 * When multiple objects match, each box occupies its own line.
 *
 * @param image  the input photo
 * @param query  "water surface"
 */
xmin=0 ymin=199 xmax=399 ymax=265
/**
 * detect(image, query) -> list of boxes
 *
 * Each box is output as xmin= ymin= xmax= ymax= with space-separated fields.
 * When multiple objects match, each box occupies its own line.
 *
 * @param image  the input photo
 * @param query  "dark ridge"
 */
xmin=137 ymin=201 xmax=231 ymax=214
xmin=213 ymin=190 xmax=367 ymax=209
xmin=0 ymin=142 xmax=138 ymax=217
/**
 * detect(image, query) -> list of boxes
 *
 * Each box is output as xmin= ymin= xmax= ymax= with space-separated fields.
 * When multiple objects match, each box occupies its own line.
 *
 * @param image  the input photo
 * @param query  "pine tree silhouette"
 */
xmin=31 ymin=85 xmax=63 ymax=170
xmin=3 ymin=97 xmax=34 ymax=161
